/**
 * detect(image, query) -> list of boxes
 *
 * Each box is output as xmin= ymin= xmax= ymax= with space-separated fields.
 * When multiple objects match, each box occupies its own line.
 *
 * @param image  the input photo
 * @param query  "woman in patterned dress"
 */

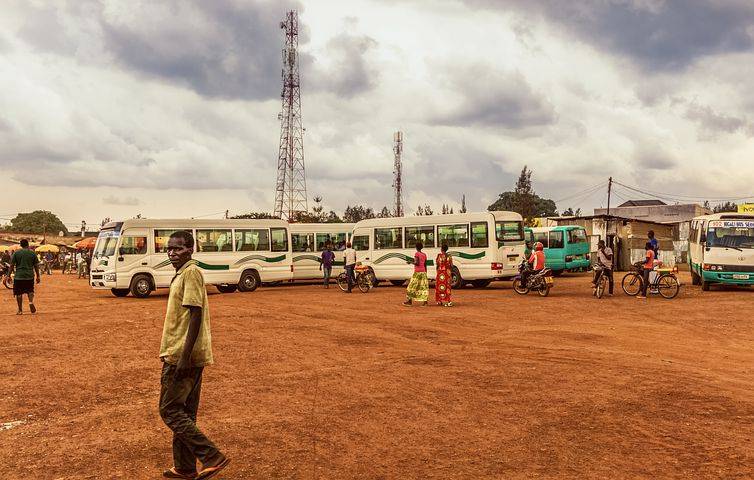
xmin=403 ymin=242 xmax=429 ymax=306
xmin=435 ymin=244 xmax=453 ymax=307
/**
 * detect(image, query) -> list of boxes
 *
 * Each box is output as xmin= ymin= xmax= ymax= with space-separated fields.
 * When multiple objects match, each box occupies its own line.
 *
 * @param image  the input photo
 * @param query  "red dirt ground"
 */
xmin=1 ymin=271 xmax=752 ymax=479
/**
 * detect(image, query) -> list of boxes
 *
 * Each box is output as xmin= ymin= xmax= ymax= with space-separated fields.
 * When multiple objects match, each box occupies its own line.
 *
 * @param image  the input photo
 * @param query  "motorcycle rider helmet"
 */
xmin=534 ymin=242 xmax=544 ymax=251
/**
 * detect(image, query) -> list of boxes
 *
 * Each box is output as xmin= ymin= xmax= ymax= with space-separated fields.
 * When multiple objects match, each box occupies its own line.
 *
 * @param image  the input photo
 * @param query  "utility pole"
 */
xmin=606 ymin=177 xmax=613 ymax=216
xmin=392 ymin=131 xmax=404 ymax=217
xmin=273 ymin=10 xmax=308 ymax=221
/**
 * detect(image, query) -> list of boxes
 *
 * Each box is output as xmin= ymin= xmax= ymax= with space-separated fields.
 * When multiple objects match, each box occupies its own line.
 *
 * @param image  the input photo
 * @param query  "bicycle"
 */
xmin=621 ymin=263 xmax=680 ymax=299
xmin=592 ymin=265 xmax=610 ymax=299
xmin=337 ymin=264 xmax=374 ymax=293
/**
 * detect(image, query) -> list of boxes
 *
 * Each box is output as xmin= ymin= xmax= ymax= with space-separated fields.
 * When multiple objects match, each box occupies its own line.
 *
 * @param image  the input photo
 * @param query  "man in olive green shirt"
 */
xmin=158 ymin=231 xmax=228 ymax=480
xmin=10 ymin=239 xmax=41 ymax=315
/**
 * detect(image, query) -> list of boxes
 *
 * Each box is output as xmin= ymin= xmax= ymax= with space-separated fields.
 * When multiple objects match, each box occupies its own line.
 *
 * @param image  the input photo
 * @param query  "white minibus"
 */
xmin=689 ymin=213 xmax=754 ymax=290
xmin=349 ymin=211 xmax=525 ymax=288
xmin=289 ymin=223 xmax=354 ymax=280
xmin=90 ymin=219 xmax=292 ymax=298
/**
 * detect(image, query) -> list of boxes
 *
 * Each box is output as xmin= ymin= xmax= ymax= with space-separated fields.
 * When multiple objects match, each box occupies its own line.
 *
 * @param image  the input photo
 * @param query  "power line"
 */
xmin=553 ymin=182 xmax=607 ymax=204
xmin=613 ymin=180 xmax=754 ymax=203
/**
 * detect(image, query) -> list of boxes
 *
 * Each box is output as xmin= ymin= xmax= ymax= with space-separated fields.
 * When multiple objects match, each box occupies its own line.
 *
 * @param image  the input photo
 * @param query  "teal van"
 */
xmin=524 ymin=226 xmax=590 ymax=275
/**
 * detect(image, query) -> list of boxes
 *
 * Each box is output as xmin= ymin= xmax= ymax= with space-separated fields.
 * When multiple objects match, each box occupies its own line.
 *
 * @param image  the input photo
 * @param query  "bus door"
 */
xmin=115 ymin=230 xmax=149 ymax=283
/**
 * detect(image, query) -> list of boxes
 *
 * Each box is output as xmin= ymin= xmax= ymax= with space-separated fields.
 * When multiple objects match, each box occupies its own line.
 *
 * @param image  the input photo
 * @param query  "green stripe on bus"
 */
xmin=449 ymin=251 xmax=486 ymax=260
xmin=196 ymin=261 xmax=229 ymax=271
xmin=293 ymin=255 xmax=322 ymax=263
xmin=233 ymin=254 xmax=287 ymax=265
xmin=374 ymin=253 xmax=414 ymax=264
xmin=155 ymin=259 xmax=171 ymax=269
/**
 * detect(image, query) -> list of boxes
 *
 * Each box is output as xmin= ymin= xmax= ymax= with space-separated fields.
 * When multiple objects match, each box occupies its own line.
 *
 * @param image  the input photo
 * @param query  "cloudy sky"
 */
xmin=2 ymin=0 xmax=754 ymax=229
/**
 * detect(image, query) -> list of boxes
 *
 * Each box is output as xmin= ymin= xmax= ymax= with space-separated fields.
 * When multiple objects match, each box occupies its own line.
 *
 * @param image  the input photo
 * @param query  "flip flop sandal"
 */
xmin=163 ymin=467 xmax=197 ymax=479
xmin=196 ymin=458 xmax=230 ymax=480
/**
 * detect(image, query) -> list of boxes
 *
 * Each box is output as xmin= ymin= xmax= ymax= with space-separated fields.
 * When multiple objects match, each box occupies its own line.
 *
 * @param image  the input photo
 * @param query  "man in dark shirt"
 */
xmin=320 ymin=242 xmax=335 ymax=288
xmin=10 ymin=239 xmax=41 ymax=315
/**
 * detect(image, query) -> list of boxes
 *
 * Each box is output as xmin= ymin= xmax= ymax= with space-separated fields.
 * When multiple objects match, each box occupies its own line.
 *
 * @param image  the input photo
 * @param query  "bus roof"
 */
xmin=693 ymin=213 xmax=754 ymax=222
xmin=289 ymin=223 xmax=354 ymax=233
xmin=352 ymin=211 xmax=521 ymax=230
xmin=103 ymin=218 xmax=290 ymax=230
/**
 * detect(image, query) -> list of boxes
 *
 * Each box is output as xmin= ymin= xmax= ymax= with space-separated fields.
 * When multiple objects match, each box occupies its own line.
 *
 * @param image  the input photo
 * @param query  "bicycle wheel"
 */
xmin=357 ymin=273 xmax=371 ymax=293
xmin=621 ymin=272 xmax=642 ymax=296
xmin=336 ymin=272 xmax=348 ymax=292
xmin=596 ymin=277 xmax=605 ymax=299
xmin=657 ymin=274 xmax=680 ymax=299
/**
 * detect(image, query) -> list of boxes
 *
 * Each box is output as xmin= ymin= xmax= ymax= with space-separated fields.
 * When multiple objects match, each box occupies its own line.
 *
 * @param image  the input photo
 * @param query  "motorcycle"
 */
xmin=512 ymin=259 xmax=553 ymax=297
xmin=1 ymin=261 xmax=13 ymax=289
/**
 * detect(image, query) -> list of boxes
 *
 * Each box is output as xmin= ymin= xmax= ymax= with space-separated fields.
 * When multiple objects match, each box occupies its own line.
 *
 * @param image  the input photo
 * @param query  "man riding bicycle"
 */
xmin=522 ymin=241 xmax=545 ymax=288
xmin=592 ymin=239 xmax=614 ymax=296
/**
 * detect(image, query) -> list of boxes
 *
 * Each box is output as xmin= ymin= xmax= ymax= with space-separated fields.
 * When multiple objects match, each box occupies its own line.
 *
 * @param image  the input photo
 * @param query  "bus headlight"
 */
xmin=104 ymin=273 xmax=117 ymax=282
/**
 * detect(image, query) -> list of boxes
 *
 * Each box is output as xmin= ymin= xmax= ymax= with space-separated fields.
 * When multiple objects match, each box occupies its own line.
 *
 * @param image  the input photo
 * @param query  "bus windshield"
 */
xmin=707 ymin=221 xmax=754 ymax=249
xmin=496 ymin=221 xmax=524 ymax=242
xmin=94 ymin=230 xmax=119 ymax=258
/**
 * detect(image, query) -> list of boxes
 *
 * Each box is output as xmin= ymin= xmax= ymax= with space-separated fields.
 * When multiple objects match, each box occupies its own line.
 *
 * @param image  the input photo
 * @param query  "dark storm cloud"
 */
xmin=431 ymin=68 xmax=556 ymax=129
xmin=101 ymin=0 xmax=303 ymax=100
xmin=464 ymin=0 xmax=754 ymax=71
xmin=685 ymin=102 xmax=753 ymax=138
xmin=307 ymin=32 xmax=379 ymax=98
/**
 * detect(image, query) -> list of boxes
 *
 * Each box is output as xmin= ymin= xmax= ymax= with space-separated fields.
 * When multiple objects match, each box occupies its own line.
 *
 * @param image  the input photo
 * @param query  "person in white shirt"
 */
xmin=343 ymin=242 xmax=357 ymax=293
xmin=593 ymin=239 xmax=614 ymax=295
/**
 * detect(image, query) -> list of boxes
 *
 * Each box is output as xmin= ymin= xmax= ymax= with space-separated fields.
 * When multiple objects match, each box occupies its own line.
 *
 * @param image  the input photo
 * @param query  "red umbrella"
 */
xmin=73 ymin=237 xmax=97 ymax=250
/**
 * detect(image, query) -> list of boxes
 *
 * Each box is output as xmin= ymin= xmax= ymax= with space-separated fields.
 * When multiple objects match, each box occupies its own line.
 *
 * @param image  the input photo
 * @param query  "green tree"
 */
xmin=377 ymin=206 xmax=391 ymax=218
xmin=231 ymin=212 xmax=278 ymax=219
xmin=5 ymin=210 xmax=68 ymax=235
xmin=713 ymin=201 xmax=738 ymax=213
xmin=343 ymin=205 xmax=375 ymax=223
xmin=460 ymin=194 xmax=467 ymax=213
xmin=487 ymin=166 xmax=557 ymax=224
xmin=325 ymin=211 xmax=343 ymax=223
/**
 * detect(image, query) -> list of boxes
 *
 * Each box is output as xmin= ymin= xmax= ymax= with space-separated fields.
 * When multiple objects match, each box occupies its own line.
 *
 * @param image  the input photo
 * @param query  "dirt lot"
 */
xmin=1 ymin=271 xmax=752 ymax=479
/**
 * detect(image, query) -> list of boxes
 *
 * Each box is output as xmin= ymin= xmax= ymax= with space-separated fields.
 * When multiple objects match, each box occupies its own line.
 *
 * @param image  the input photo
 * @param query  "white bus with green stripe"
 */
xmin=90 ymin=219 xmax=292 ymax=298
xmin=688 ymin=213 xmax=754 ymax=291
xmin=289 ymin=223 xmax=354 ymax=280
xmin=349 ymin=211 xmax=525 ymax=288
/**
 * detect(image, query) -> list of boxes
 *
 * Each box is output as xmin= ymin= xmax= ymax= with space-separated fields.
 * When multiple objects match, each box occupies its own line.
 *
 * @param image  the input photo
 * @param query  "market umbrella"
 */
xmin=73 ymin=237 xmax=97 ymax=250
xmin=36 ymin=244 xmax=60 ymax=253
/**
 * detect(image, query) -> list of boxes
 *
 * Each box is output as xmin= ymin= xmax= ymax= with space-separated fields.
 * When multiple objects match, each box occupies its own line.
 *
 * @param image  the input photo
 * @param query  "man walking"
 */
xmin=10 ymin=239 xmax=41 ymax=315
xmin=320 ymin=242 xmax=335 ymax=289
xmin=592 ymin=239 xmax=614 ymax=296
xmin=159 ymin=231 xmax=229 ymax=479
xmin=343 ymin=241 xmax=357 ymax=293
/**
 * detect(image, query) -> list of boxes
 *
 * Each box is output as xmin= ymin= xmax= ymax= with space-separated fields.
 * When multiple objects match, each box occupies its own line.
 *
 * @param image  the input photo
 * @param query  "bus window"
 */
xmin=438 ymin=224 xmax=469 ymax=248
xmin=270 ymin=228 xmax=289 ymax=252
xmin=567 ymin=228 xmax=587 ymax=244
xmin=120 ymin=236 xmax=147 ymax=255
xmin=549 ymin=231 xmax=564 ymax=249
xmin=235 ymin=229 xmax=270 ymax=252
xmin=353 ymin=235 xmax=369 ymax=251
xmin=470 ymin=222 xmax=489 ymax=248
xmin=316 ymin=233 xmax=347 ymax=250
xmin=496 ymin=221 xmax=524 ymax=242
xmin=155 ymin=229 xmax=189 ymax=253
xmin=707 ymin=222 xmax=754 ymax=249
xmin=196 ymin=229 xmax=233 ymax=252
xmin=292 ymin=233 xmax=315 ymax=252
xmin=375 ymin=228 xmax=402 ymax=249
xmin=533 ymin=232 xmax=548 ymax=247
xmin=405 ymin=226 xmax=435 ymax=248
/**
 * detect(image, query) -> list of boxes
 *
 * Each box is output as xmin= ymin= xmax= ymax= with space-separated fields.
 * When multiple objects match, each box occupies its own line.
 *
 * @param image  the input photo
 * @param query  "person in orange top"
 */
xmin=637 ymin=241 xmax=655 ymax=299
xmin=522 ymin=241 xmax=546 ymax=288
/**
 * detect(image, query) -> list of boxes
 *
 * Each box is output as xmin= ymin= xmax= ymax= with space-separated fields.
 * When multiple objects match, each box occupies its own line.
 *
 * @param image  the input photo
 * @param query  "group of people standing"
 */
xmin=404 ymin=242 xmax=454 ymax=307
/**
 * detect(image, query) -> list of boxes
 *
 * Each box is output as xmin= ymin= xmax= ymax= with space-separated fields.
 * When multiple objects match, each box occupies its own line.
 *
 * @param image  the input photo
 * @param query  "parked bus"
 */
xmin=524 ymin=226 xmax=590 ymax=275
xmin=688 ymin=213 xmax=754 ymax=290
xmin=89 ymin=219 xmax=292 ymax=298
xmin=289 ymin=223 xmax=354 ymax=280
xmin=349 ymin=211 xmax=525 ymax=288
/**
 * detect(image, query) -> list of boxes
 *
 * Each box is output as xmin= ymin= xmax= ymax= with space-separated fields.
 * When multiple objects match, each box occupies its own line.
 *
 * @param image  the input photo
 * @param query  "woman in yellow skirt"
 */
xmin=403 ymin=242 xmax=429 ymax=306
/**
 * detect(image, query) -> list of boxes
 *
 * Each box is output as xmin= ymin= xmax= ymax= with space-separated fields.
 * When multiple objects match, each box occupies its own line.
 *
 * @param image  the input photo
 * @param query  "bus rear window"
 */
xmin=496 ymin=221 xmax=523 ymax=242
xmin=567 ymin=228 xmax=587 ymax=244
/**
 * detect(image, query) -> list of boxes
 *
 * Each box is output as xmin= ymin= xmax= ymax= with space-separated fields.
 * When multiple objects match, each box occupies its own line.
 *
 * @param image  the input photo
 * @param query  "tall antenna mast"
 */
xmin=392 ymin=131 xmax=404 ymax=217
xmin=274 ymin=10 xmax=308 ymax=221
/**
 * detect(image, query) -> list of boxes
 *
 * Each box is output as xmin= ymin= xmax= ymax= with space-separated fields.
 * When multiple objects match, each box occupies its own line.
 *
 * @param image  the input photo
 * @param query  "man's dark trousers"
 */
xmin=345 ymin=265 xmax=355 ymax=292
xmin=159 ymin=362 xmax=220 ymax=472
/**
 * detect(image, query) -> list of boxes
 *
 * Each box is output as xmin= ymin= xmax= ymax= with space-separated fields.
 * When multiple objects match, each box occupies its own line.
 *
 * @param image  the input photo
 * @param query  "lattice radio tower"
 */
xmin=392 ymin=131 xmax=404 ymax=217
xmin=274 ymin=10 xmax=308 ymax=221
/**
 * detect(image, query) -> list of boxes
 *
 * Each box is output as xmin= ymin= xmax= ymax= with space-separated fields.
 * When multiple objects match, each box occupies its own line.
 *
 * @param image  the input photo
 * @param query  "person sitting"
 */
xmin=522 ymin=241 xmax=545 ymax=288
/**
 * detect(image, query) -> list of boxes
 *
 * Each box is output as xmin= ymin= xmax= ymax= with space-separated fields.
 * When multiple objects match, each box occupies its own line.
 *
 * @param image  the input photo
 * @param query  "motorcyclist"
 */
xmin=522 ymin=241 xmax=546 ymax=288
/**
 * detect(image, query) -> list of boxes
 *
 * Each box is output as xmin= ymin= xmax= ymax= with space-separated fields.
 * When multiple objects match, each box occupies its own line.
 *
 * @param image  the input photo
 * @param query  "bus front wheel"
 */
xmin=130 ymin=274 xmax=153 ymax=298
xmin=239 ymin=271 xmax=260 ymax=292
